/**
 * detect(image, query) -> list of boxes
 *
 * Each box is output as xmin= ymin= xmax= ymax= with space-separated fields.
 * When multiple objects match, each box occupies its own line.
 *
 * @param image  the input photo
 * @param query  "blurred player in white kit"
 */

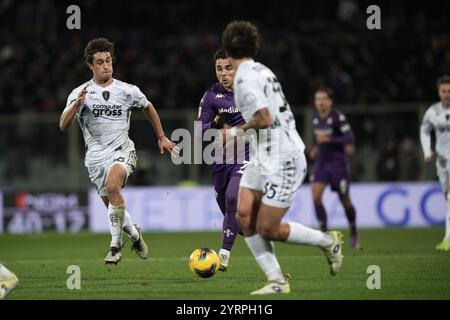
xmin=420 ymin=75 xmax=450 ymax=251
xmin=0 ymin=262 xmax=18 ymax=299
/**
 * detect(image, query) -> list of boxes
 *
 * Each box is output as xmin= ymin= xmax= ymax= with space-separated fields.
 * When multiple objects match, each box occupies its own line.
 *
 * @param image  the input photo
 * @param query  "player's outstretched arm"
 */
xmin=142 ymin=102 xmax=176 ymax=154
xmin=59 ymin=85 xmax=88 ymax=131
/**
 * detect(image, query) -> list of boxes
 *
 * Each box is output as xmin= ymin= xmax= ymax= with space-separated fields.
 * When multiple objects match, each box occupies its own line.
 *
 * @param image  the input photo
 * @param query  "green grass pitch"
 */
xmin=0 ymin=228 xmax=449 ymax=299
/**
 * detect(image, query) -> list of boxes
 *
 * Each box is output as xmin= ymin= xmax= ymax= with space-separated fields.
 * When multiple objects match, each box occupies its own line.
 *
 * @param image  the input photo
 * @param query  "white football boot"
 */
xmin=323 ymin=231 xmax=344 ymax=275
xmin=0 ymin=265 xmax=19 ymax=299
xmin=131 ymin=224 xmax=149 ymax=259
xmin=104 ymin=246 xmax=122 ymax=265
xmin=218 ymin=249 xmax=230 ymax=271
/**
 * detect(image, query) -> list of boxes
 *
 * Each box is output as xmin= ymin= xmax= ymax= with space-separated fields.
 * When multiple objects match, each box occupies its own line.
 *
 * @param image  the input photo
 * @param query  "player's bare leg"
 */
xmin=237 ymin=188 xmax=290 ymax=295
xmin=339 ymin=193 xmax=359 ymax=249
xmin=103 ymin=164 xmax=127 ymax=265
xmin=312 ymin=182 xmax=328 ymax=231
xmin=257 ymin=203 xmax=343 ymax=277
xmin=236 ymin=187 xmax=261 ymax=237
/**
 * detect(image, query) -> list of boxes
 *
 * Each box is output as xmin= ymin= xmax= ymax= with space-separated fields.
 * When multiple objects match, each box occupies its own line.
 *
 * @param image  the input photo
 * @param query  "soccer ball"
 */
xmin=188 ymin=247 xmax=220 ymax=278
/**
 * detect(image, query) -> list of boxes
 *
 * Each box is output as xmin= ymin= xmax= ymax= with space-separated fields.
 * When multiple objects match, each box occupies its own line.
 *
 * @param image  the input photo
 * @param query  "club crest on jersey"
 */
xmin=446 ymin=114 xmax=450 ymax=121
xmin=102 ymin=91 xmax=110 ymax=101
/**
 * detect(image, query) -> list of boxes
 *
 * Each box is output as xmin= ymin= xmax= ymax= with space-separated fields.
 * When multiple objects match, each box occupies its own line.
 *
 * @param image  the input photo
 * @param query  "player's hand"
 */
xmin=158 ymin=135 xmax=177 ymax=154
xmin=309 ymin=146 xmax=318 ymax=160
xmin=425 ymin=154 xmax=434 ymax=163
xmin=77 ymin=84 xmax=89 ymax=104
xmin=316 ymin=133 xmax=331 ymax=144
xmin=220 ymin=124 xmax=231 ymax=144
xmin=344 ymin=144 xmax=355 ymax=157
xmin=212 ymin=113 xmax=234 ymax=129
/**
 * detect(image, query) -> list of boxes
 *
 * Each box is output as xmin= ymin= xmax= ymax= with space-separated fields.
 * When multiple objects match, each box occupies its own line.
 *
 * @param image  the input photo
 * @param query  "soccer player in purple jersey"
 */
xmin=310 ymin=87 xmax=359 ymax=249
xmin=198 ymin=49 xmax=249 ymax=271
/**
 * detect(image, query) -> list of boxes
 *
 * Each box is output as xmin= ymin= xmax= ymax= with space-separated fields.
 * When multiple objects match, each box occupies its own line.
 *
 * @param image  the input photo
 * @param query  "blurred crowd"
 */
xmin=0 ymin=0 xmax=449 ymax=114
xmin=0 ymin=0 xmax=448 ymax=187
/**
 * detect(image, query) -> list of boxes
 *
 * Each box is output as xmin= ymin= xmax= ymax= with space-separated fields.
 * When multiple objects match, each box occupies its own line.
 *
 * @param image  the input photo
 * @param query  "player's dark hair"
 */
xmin=437 ymin=75 xmax=450 ymax=89
xmin=222 ymin=20 xmax=260 ymax=59
xmin=84 ymin=38 xmax=115 ymax=65
xmin=214 ymin=49 xmax=227 ymax=62
xmin=315 ymin=86 xmax=334 ymax=100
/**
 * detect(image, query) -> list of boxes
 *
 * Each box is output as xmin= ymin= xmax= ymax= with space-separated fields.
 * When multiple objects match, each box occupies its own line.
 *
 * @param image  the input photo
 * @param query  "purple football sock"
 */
xmin=314 ymin=203 xmax=328 ymax=232
xmin=221 ymin=176 xmax=240 ymax=251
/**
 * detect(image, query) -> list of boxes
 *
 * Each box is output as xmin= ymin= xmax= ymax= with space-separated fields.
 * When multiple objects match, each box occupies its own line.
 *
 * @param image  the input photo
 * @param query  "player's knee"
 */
xmin=236 ymin=210 xmax=250 ymax=229
xmin=105 ymin=180 xmax=121 ymax=197
xmin=235 ymin=211 xmax=246 ymax=227
xmin=257 ymin=223 xmax=278 ymax=240
xmin=313 ymin=195 xmax=322 ymax=206
xmin=340 ymin=195 xmax=352 ymax=208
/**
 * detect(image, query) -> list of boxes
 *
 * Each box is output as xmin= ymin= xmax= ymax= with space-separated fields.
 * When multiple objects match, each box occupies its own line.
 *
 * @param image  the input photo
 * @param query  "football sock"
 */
xmin=108 ymin=203 xmax=125 ymax=248
xmin=314 ymin=203 xmax=328 ymax=231
xmin=245 ymin=234 xmax=285 ymax=283
xmin=221 ymin=177 xmax=240 ymax=251
xmin=286 ymin=222 xmax=333 ymax=248
xmin=123 ymin=210 xmax=140 ymax=242
xmin=445 ymin=197 xmax=450 ymax=242
xmin=344 ymin=205 xmax=357 ymax=235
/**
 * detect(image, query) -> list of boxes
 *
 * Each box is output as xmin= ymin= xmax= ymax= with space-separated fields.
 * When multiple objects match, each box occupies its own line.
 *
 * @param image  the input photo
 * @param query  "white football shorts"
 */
xmin=87 ymin=143 xmax=138 ymax=197
xmin=240 ymin=153 xmax=307 ymax=208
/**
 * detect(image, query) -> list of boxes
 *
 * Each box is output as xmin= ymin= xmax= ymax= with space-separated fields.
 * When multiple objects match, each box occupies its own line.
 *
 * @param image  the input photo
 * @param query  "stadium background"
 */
xmin=0 ymin=0 xmax=450 ymax=300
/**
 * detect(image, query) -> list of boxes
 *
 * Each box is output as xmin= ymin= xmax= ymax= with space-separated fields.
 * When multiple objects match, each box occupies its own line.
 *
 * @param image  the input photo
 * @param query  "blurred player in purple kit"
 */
xmin=198 ymin=49 xmax=249 ymax=270
xmin=310 ymin=87 xmax=359 ymax=249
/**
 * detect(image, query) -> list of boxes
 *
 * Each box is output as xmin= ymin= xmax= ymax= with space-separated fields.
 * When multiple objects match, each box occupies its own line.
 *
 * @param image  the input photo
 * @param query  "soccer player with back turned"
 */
xmin=221 ymin=21 xmax=344 ymax=295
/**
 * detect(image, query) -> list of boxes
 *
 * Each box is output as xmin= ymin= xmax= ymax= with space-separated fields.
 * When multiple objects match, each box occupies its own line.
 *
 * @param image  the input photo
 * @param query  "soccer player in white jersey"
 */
xmin=221 ymin=21 xmax=344 ymax=295
xmin=0 ymin=262 xmax=18 ymax=299
xmin=420 ymin=75 xmax=450 ymax=252
xmin=60 ymin=38 xmax=176 ymax=264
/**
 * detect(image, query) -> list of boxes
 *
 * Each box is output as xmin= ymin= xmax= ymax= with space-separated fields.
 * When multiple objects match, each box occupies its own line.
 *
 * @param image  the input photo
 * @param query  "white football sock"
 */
xmin=445 ymin=197 xmax=450 ymax=242
xmin=108 ymin=203 xmax=125 ymax=248
xmin=245 ymin=234 xmax=285 ymax=283
xmin=123 ymin=210 xmax=139 ymax=242
xmin=286 ymin=222 xmax=333 ymax=248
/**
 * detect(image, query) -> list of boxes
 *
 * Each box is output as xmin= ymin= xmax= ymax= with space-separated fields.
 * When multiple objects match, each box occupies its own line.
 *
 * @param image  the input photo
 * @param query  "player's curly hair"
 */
xmin=437 ymin=75 xmax=450 ymax=89
xmin=222 ymin=20 xmax=260 ymax=59
xmin=84 ymin=38 xmax=115 ymax=65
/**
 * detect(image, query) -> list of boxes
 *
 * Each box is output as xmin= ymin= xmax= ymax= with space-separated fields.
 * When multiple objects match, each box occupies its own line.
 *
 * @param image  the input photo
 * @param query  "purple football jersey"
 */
xmin=198 ymin=82 xmax=249 ymax=173
xmin=312 ymin=109 xmax=354 ymax=165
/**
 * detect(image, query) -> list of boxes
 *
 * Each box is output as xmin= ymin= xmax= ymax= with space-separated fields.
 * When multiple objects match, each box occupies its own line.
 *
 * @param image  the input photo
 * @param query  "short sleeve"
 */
xmin=131 ymin=85 xmax=150 ymax=109
xmin=237 ymin=75 xmax=268 ymax=117
xmin=63 ymin=90 xmax=79 ymax=113
xmin=337 ymin=112 xmax=351 ymax=133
